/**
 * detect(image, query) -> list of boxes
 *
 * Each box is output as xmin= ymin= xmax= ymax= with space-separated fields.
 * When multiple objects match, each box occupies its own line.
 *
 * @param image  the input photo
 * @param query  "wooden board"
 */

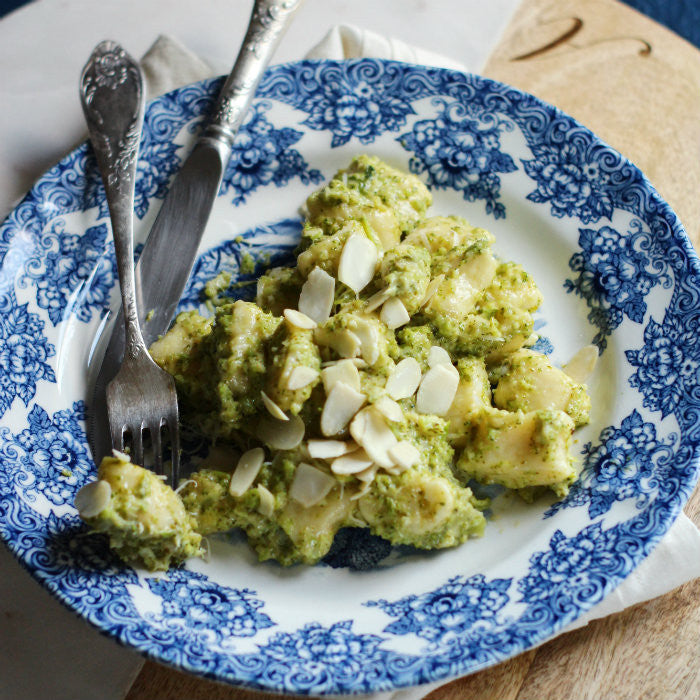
xmin=125 ymin=1 xmax=700 ymax=697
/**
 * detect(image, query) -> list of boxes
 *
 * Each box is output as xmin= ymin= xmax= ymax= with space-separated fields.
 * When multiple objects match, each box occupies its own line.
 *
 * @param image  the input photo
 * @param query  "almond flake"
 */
xmin=321 ymin=359 xmax=361 ymax=393
xmin=75 ymin=480 xmax=111 ymax=518
xmin=256 ymin=484 xmax=275 ymax=518
xmin=283 ymin=308 xmax=317 ymax=330
xmin=563 ymin=345 xmax=598 ymax=384
xmin=388 ymin=441 xmax=420 ymax=471
xmin=365 ymin=287 xmax=392 ymax=313
xmin=354 ymin=464 xmax=378 ymax=484
xmin=320 ymin=381 xmax=367 ymax=436
xmin=308 ymin=439 xmax=354 ymax=459
xmin=420 ymin=274 xmax=445 ymax=308
xmin=416 ymin=363 xmax=459 ymax=416
xmin=338 ymin=234 xmax=378 ymax=293
xmin=380 ymin=297 xmax=410 ymax=329
xmin=261 ymin=390 xmax=289 ymax=421
xmin=349 ymin=406 xmax=397 ymax=468
xmin=229 ymin=447 xmax=265 ymax=497
xmin=382 ymin=465 xmax=404 ymax=476
xmin=385 ymin=357 xmax=422 ymax=400
xmin=322 ymin=358 xmax=366 ymax=369
xmin=298 ymin=267 xmax=335 ymax=324
xmin=374 ymin=395 xmax=404 ymax=422
xmin=350 ymin=480 xmax=373 ymax=500
xmin=286 ymin=366 xmax=319 ymax=391
xmin=257 ymin=413 xmax=305 ymax=450
xmin=336 ymin=330 xmax=362 ymax=358
xmin=348 ymin=405 xmax=368 ymax=441
xmin=315 ymin=327 xmax=362 ymax=359
xmin=331 ymin=448 xmax=374 ymax=475
xmin=350 ymin=317 xmax=380 ymax=365
xmin=289 ymin=462 xmax=336 ymax=507
xmin=428 ymin=345 xmax=453 ymax=368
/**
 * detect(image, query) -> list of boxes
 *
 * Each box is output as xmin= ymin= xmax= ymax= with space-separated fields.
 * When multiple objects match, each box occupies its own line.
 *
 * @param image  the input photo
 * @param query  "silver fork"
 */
xmin=80 ymin=41 xmax=180 ymax=485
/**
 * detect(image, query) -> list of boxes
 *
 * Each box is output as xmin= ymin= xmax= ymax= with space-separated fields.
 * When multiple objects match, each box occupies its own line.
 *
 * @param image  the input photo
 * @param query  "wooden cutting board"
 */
xmin=125 ymin=1 xmax=700 ymax=698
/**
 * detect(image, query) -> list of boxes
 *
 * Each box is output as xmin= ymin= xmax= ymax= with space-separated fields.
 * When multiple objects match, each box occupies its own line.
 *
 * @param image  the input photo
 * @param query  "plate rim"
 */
xmin=0 ymin=57 xmax=699 ymax=695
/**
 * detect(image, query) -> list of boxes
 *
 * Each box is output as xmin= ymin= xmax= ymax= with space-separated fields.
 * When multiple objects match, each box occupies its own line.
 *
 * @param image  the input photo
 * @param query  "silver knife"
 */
xmin=87 ymin=0 xmax=303 ymax=465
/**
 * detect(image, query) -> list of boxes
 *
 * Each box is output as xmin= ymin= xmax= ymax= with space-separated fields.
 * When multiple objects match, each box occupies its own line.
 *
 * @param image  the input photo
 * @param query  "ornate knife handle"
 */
xmin=80 ymin=41 xmax=146 ymax=356
xmin=205 ymin=0 xmax=303 ymax=146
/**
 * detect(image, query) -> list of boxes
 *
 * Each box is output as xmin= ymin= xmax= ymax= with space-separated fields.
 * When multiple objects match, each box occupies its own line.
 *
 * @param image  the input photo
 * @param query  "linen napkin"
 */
xmin=138 ymin=29 xmax=700 ymax=700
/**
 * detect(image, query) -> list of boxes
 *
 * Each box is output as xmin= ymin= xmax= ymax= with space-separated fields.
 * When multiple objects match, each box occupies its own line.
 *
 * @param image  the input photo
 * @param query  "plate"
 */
xmin=1 ymin=59 xmax=699 ymax=695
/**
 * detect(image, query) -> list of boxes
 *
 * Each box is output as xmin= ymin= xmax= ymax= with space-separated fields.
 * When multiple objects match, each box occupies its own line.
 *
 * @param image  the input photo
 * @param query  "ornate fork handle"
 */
xmin=206 ymin=0 xmax=303 ymax=146
xmin=80 ymin=41 xmax=146 ymax=360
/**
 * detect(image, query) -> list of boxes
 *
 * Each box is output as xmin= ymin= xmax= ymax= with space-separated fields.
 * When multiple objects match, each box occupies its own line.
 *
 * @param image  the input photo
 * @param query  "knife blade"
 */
xmin=87 ymin=0 xmax=303 ymax=464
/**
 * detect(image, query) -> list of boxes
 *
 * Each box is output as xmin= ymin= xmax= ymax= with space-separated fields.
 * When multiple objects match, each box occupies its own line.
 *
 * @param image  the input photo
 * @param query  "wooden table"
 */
xmin=126 ymin=1 xmax=700 ymax=697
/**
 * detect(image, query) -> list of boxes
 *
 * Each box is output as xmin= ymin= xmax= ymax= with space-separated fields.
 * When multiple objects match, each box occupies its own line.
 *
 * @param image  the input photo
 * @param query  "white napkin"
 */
xmin=305 ymin=23 xmax=468 ymax=72
xmin=140 ymin=34 xmax=218 ymax=101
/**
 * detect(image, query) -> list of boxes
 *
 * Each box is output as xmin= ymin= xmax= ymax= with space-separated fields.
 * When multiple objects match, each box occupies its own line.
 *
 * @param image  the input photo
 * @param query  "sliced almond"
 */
xmin=331 ymin=448 xmax=374 ymax=475
xmin=350 ymin=406 xmax=398 ymax=468
xmin=261 ymin=390 xmax=289 ymax=421
xmin=563 ymin=344 xmax=598 ymax=384
xmin=416 ymin=363 xmax=460 ymax=416
xmin=289 ymin=462 xmax=336 ymax=507
xmin=298 ymin=267 xmax=335 ymax=324
xmin=321 ymin=358 xmax=366 ymax=369
xmin=283 ymin=308 xmax=317 ymax=330
xmin=381 ymin=465 xmax=404 ymax=477
xmin=286 ymin=366 xmax=320 ymax=391
xmin=385 ymin=357 xmax=422 ymax=400
xmin=321 ymin=359 xmax=361 ymax=393
xmin=374 ymin=395 xmax=404 ymax=422
xmin=307 ymin=439 xmax=354 ymax=459
xmin=257 ymin=413 xmax=305 ymax=450
xmin=420 ymin=274 xmax=445 ymax=308
xmin=229 ymin=447 xmax=265 ymax=497
xmin=315 ymin=327 xmax=362 ymax=359
xmin=350 ymin=317 xmax=380 ymax=366
xmin=320 ymin=381 xmax=367 ymax=436
xmin=364 ymin=287 xmax=392 ymax=313
xmin=256 ymin=484 xmax=275 ymax=518
xmin=380 ymin=297 xmax=410 ymax=329
xmin=388 ymin=441 xmax=420 ymax=471
xmin=428 ymin=345 xmax=452 ymax=368
xmin=354 ymin=464 xmax=378 ymax=484
xmin=75 ymin=480 xmax=112 ymax=518
xmin=338 ymin=233 xmax=378 ymax=293
xmin=336 ymin=330 xmax=362 ymax=358
xmin=350 ymin=480 xmax=374 ymax=501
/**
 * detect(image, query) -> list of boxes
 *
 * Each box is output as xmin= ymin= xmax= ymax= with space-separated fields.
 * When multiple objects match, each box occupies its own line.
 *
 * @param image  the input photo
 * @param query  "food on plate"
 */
xmin=75 ymin=451 xmax=203 ymax=570
xmin=76 ymin=155 xmax=594 ymax=570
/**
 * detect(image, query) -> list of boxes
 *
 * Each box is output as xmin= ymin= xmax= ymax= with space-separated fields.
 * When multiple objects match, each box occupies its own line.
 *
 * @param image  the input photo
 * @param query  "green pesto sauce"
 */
xmin=81 ymin=455 xmax=202 ymax=571
xmin=89 ymin=154 xmax=595 ymax=570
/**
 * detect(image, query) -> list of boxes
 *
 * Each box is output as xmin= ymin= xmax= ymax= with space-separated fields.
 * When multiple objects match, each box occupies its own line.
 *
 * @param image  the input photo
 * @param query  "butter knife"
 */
xmin=87 ymin=0 xmax=303 ymax=465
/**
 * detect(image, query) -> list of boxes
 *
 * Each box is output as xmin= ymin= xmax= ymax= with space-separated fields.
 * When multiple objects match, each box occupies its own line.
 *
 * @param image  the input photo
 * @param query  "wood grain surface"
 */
xmin=125 ymin=1 xmax=700 ymax=698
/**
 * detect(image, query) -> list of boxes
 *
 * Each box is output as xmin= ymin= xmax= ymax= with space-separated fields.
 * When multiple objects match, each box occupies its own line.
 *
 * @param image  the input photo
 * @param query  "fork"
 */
xmin=80 ymin=41 xmax=180 ymax=486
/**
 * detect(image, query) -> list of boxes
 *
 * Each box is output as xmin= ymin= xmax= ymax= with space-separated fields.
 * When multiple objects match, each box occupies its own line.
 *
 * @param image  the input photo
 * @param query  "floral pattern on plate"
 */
xmin=399 ymin=99 xmax=517 ymax=219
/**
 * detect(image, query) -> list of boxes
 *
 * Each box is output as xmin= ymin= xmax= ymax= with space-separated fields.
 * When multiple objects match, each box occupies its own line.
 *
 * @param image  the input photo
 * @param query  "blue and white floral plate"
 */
xmin=1 ymin=60 xmax=699 ymax=695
